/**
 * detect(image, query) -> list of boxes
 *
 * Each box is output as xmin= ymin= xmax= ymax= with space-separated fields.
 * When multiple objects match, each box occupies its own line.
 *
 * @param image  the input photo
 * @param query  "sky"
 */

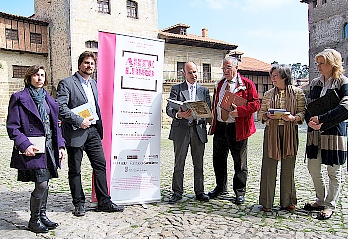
xmin=0 ymin=0 xmax=309 ymax=65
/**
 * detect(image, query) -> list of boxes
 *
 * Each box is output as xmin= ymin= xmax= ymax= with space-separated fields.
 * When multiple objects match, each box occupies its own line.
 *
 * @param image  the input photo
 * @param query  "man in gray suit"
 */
xmin=166 ymin=61 xmax=211 ymax=204
xmin=56 ymin=51 xmax=124 ymax=216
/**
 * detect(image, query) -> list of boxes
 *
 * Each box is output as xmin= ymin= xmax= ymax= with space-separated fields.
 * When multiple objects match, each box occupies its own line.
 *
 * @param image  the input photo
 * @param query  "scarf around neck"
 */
xmin=268 ymin=85 xmax=298 ymax=160
xmin=28 ymin=86 xmax=50 ymax=135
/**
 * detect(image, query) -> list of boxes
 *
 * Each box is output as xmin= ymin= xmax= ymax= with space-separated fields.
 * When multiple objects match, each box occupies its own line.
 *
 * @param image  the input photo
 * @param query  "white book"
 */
xmin=19 ymin=136 xmax=46 ymax=154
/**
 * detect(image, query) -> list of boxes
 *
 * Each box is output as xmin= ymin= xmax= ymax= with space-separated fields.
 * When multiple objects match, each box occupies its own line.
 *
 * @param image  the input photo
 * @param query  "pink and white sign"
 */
xmin=97 ymin=32 xmax=164 ymax=204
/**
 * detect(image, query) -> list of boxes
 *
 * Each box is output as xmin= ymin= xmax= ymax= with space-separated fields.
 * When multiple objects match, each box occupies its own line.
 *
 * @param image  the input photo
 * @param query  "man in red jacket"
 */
xmin=208 ymin=56 xmax=260 ymax=205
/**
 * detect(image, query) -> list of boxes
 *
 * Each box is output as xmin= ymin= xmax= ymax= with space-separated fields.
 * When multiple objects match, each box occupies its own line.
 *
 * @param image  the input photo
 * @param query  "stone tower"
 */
xmin=33 ymin=0 xmax=158 ymax=91
xmin=301 ymin=0 xmax=348 ymax=80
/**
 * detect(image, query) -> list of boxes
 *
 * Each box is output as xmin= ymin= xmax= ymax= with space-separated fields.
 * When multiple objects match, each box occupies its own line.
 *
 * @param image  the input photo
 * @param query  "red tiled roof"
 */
xmin=159 ymin=23 xmax=237 ymax=50
xmin=161 ymin=23 xmax=190 ymax=32
xmin=159 ymin=31 xmax=236 ymax=46
xmin=238 ymin=57 xmax=272 ymax=72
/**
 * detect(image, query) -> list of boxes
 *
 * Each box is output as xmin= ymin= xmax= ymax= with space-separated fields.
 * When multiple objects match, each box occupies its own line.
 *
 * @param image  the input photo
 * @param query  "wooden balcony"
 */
xmin=0 ymin=12 xmax=49 ymax=56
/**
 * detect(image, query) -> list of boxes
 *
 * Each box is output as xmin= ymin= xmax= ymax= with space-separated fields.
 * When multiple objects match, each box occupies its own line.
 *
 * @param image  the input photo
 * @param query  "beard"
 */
xmin=80 ymin=68 xmax=94 ymax=75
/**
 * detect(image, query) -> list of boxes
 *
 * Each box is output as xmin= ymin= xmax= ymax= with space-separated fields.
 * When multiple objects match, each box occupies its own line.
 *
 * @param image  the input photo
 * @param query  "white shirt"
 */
xmin=187 ymin=81 xmax=197 ymax=101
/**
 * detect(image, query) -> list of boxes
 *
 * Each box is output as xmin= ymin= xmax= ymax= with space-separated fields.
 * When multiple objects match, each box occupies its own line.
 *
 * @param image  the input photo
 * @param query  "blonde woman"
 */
xmin=304 ymin=49 xmax=348 ymax=220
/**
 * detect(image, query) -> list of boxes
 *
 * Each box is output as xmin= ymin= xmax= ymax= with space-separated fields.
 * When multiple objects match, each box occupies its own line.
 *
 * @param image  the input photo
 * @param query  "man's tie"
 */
xmin=189 ymin=85 xmax=194 ymax=124
xmin=190 ymin=85 xmax=194 ymax=101
xmin=221 ymin=82 xmax=230 ymax=122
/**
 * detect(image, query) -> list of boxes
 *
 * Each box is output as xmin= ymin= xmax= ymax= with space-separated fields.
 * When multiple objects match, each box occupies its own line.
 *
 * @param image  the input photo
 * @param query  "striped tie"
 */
xmin=221 ymin=82 xmax=230 ymax=121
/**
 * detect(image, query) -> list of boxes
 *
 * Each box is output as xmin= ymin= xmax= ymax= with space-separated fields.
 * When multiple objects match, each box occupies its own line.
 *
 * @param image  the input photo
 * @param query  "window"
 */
xmin=263 ymin=84 xmax=268 ymax=94
xmin=91 ymin=52 xmax=98 ymax=80
xmin=5 ymin=29 xmax=18 ymax=40
xmin=30 ymin=33 xmax=42 ymax=44
xmin=177 ymin=62 xmax=185 ymax=81
xmin=313 ymin=0 xmax=318 ymax=8
xmin=344 ymin=23 xmax=348 ymax=39
xmin=179 ymin=28 xmax=186 ymax=35
xmin=202 ymin=64 xmax=211 ymax=82
xmin=85 ymin=40 xmax=98 ymax=49
xmin=97 ymin=0 xmax=110 ymax=14
xmin=127 ymin=0 xmax=138 ymax=19
xmin=13 ymin=65 xmax=30 ymax=78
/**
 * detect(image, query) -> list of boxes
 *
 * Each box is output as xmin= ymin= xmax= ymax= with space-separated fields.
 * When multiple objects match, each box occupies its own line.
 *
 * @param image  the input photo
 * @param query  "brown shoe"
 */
xmin=287 ymin=205 xmax=296 ymax=213
xmin=261 ymin=207 xmax=272 ymax=212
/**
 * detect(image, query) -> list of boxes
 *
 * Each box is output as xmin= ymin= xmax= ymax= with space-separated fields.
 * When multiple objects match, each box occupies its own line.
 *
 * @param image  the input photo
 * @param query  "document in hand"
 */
xmin=268 ymin=108 xmax=290 ymax=119
xmin=167 ymin=98 xmax=213 ymax=120
xmin=71 ymin=102 xmax=99 ymax=121
xmin=307 ymin=90 xmax=341 ymax=131
xmin=307 ymin=90 xmax=340 ymax=117
xmin=219 ymin=91 xmax=247 ymax=112
xmin=19 ymin=136 xmax=46 ymax=154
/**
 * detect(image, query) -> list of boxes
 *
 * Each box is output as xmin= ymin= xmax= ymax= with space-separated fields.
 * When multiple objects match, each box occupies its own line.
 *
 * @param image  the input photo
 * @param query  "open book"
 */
xmin=167 ymin=98 xmax=212 ymax=120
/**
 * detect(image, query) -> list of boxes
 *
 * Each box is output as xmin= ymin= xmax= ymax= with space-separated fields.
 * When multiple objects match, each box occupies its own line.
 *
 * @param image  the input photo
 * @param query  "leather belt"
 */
xmin=217 ymin=121 xmax=235 ymax=126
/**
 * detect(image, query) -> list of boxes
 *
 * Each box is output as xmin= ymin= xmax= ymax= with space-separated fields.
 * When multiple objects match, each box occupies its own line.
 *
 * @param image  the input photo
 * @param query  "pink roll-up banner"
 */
xmin=96 ymin=31 xmax=164 ymax=204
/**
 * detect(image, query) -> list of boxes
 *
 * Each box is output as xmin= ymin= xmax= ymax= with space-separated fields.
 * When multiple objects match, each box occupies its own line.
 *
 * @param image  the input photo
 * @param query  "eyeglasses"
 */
xmin=315 ymin=62 xmax=325 ymax=66
xmin=221 ymin=66 xmax=234 ymax=70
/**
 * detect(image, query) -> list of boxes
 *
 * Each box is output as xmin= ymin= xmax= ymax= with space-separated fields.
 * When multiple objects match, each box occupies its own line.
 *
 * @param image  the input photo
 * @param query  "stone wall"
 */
xmin=34 ymin=0 xmax=72 ymax=94
xmin=306 ymin=0 xmax=348 ymax=79
xmin=0 ymin=51 xmax=47 ymax=123
xmin=163 ymin=43 xmax=225 ymax=82
xmin=33 ymin=0 xmax=159 ymax=92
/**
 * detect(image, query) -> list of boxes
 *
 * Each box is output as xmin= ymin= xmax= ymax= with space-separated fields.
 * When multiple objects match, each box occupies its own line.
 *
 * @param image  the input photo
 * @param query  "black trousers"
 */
xmin=212 ymin=121 xmax=248 ymax=196
xmin=67 ymin=126 xmax=111 ymax=207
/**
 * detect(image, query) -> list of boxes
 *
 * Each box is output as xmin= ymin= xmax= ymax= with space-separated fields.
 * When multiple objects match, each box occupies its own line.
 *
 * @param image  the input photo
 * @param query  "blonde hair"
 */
xmin=315 ymin=48 xmax=344 ymax=79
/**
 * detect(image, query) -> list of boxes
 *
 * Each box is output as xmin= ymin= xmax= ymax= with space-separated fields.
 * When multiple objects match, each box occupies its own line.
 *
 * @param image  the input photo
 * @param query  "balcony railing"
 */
xmin=163 ymin=71 xmax=222 ymax=84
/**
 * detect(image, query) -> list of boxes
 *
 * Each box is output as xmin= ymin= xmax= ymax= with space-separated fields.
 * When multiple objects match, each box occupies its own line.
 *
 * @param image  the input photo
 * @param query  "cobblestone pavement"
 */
xmin=1 ymin=123 xmax=348 ymax=239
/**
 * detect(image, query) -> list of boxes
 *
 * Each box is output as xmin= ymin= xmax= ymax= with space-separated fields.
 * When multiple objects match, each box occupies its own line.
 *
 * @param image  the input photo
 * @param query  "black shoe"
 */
xmin=208 ymin=188 xmax=225 ymax=199
xmin=234 ymin=195 xmax=245 ymax=205
xmin=28 ymin=194 xmax=48 ymax=233
xmin=168 ymin=194 xmax=182 ymax=204
xmin=196 ymin=193 xmax=210 ymax=202
xmin=97 ymin=202 xmax=124 ymax=212
xmin=73 ymin=204 xmax=85 ymax=217
xmin=303 ymin=202 xmax=325 ymax=211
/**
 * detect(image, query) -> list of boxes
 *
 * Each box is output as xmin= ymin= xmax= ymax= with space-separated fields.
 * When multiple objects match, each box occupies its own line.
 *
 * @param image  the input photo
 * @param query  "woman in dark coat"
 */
xmin=305 ymin=49 xmax=348 ymax=220
xmin=6 ymin=65 xmax=66 ymax=233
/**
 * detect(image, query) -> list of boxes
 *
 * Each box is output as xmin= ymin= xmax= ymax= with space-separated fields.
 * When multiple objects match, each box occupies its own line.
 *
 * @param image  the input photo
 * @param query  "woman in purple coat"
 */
xmin=6 ymin=65 xmax=66 ymax=233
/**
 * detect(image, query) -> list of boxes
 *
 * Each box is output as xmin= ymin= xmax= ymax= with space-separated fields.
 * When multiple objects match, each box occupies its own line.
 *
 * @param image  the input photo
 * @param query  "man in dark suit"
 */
xmin=166 ymin=61 xmax=211 ymax=204
xmin=56 ymin=51 xmax=124 ymax=216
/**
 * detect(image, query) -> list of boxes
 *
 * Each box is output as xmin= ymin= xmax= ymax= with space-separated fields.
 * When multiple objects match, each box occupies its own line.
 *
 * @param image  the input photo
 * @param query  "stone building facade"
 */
xmin=301 ymin=0 xmax=348 ymax=79
xmin=0 ymin=0 xmax=272 ymax=124
xmin=33 ymin=0 xmax=159 ymax=92
xmin=0 ymin=12 xmax=48 ymax=121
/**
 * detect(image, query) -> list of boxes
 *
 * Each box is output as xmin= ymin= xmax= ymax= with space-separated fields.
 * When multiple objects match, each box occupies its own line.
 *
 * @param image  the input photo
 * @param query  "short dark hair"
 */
xmin=269 ymin=64 xmax=292 ymax=86
xmin=78 ymin=51 xmax=97 ymax=67
xmin=23 ymin=65 xmax=48 ymax=87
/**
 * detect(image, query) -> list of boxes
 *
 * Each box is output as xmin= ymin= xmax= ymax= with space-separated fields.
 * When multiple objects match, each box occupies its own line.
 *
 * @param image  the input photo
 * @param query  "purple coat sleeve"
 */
xmin=7 ymin=89 xmax=65 ymax=170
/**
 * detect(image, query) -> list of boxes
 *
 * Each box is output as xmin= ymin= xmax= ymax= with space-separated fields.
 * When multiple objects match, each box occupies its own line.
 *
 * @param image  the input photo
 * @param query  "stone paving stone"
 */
xmin=1 ymin=124 xmax=348 ymax=238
